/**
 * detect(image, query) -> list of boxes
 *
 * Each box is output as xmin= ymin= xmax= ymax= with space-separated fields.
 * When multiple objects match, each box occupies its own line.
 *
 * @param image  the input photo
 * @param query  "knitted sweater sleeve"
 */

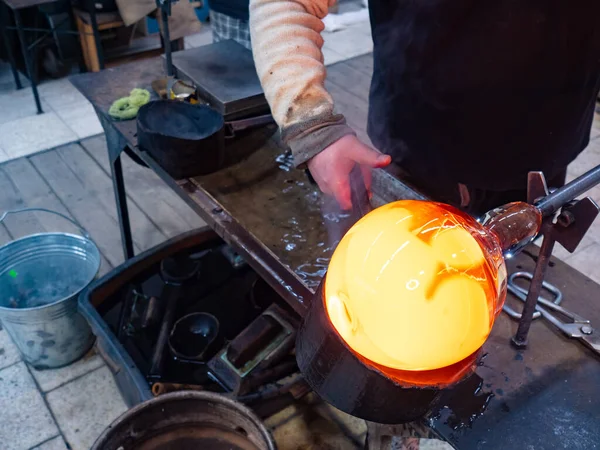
xmin=249 ymin=0 xmax=356 ymax=167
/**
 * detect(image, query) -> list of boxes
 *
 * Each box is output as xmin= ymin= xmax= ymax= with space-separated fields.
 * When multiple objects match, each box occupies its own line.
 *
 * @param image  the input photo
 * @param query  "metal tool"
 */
xmin=504 ymin=271 xmax=563 ymax=320
xmin=509 ymin=170 xmax=600 ymax=348
xmin=511 ymin=281 xmax=600 ymax=355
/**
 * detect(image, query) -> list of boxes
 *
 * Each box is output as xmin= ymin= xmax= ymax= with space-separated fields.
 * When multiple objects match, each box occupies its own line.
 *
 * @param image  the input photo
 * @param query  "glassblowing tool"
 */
xmin=509 ymin=273 xmax=600 ymax=355
xmin=505 ymin=271 xmax=563 ymax=320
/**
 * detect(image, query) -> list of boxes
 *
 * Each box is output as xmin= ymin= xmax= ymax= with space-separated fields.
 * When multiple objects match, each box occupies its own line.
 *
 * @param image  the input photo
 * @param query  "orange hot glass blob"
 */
xmin=324 ymin=200 xmax=507 ymax=373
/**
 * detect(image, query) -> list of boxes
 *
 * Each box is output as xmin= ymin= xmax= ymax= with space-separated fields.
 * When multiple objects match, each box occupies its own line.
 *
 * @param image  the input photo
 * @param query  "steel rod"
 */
xmin=161 ymin=6 xmax=174 ymax=76
xmin=14 ymin=9 xmax=42 ymax=114
xmin=536 ymin=164 xmax=600 ymax=217
xmin=1 ymin=8 xmax=23 ymax=89
xmin=149 ymin=283 xmax=180 ymax=377
xmin=511 ymin=224 xmax=556 ymax=348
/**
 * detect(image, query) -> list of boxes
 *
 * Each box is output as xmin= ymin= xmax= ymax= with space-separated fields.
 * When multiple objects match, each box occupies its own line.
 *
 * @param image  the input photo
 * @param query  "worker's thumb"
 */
xmin=350 ymin=144 xmax=391 ymax=168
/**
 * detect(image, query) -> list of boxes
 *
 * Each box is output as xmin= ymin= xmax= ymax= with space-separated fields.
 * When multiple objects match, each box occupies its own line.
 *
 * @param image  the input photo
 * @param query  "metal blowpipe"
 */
xmin=535 ymin=164 xmax=600 ymax=217
xmin=480 ymin=164 xmax=600 ymax=259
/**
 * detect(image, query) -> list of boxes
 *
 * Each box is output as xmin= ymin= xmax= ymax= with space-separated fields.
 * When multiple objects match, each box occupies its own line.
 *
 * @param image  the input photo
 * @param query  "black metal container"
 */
xmin=296 ymin=281 xmax=447 ymax=425
xmin=91 ymin=391 xmax=276 ymax=450
xmin=137 ymin=101 xmax=225 ymax=179
xmin=78 ymin=228 xmax=278 ymax=406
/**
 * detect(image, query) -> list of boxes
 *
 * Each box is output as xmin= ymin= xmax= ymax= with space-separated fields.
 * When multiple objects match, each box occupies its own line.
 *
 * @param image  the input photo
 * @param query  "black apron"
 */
xmin=367 ymin=0 xmax=600 ymax=208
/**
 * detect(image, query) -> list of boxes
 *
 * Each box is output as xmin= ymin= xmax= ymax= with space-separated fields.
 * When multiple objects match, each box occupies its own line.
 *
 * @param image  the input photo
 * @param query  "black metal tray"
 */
xmin=171 ymin=40 xmax=269 ymax=120
xmin=78 ymin=228 xmax=279 ymax=406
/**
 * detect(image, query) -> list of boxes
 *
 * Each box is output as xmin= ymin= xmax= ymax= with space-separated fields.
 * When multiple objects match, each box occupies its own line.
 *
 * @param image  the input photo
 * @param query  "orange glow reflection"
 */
xmin=324 ymin=200 xmax=506 ymax=374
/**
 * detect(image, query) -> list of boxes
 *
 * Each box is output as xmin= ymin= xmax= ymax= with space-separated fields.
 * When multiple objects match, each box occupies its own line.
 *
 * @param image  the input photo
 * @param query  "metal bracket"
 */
xmin=511 ymin=172 xmax=600 ymax=348
xmin=527 ymin=171 xmax=549 ymax=204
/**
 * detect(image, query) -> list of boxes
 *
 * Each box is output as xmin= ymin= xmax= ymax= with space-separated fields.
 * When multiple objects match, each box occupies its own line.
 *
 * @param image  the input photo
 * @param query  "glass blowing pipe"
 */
xmin=481 ymin=164 xmax=600 ymax=257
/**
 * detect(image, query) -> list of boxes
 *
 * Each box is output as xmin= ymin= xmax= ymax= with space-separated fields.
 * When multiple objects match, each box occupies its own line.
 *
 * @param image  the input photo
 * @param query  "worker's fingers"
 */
xmin=348 ymin=144 xmax=391 ymax=168
xmin=333 ymin=178 xmax=353 ymax=211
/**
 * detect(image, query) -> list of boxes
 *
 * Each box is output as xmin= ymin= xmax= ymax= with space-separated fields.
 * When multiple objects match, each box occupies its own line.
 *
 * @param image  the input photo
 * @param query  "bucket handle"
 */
xmin=0 ymin=207 xmax=92 ymax=240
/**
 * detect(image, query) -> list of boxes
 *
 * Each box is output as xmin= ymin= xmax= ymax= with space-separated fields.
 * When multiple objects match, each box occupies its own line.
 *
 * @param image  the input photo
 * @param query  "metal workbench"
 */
xmin=71 ymin=51 xmax=600 ymax=450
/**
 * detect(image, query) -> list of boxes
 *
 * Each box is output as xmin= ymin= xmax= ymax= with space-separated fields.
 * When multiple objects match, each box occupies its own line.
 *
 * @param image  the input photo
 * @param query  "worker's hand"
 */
xmin=307 ymin=135 xmax=392 ymax=210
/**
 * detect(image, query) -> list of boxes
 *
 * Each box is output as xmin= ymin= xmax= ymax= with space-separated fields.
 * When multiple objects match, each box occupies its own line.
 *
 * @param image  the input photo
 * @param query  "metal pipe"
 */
xmin=148 ymin=282 xmax=180 ymax=378
xmin=535 ymin=164 xmax=600 ymax=217
xmin=160 ymin=6 xmax=174 ymax=77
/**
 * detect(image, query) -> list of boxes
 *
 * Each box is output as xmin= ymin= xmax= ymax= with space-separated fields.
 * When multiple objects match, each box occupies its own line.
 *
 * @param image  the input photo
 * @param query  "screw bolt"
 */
xmin=581 ymin=325 xmax=593 ymax=335
xmin=511 ymin=336 xmax=528 ymax=349
xmin=557 ymin=210 xmax=576 ymax=227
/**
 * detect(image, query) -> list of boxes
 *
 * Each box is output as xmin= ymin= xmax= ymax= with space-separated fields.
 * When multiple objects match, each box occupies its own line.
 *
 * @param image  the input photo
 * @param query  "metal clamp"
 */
xmin=504 ymin=271 xmax=563 ymax=320
xmin=0 ymin=207 xmax=91 ymax=240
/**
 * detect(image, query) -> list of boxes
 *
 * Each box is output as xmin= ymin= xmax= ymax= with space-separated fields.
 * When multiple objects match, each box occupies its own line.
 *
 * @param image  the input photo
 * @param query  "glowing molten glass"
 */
xmin=324 ymin=200 xmax=507 ymax=373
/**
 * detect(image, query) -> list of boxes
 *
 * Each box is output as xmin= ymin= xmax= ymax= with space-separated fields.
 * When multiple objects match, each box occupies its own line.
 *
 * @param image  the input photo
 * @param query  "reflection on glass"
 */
xmin=324 ymin=200 xmax=507 ymax=372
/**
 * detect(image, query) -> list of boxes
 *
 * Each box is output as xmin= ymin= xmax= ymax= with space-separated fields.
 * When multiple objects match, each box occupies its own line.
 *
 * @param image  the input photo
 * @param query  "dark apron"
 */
xmin=367 ymin=0 xmax=600 ymax=214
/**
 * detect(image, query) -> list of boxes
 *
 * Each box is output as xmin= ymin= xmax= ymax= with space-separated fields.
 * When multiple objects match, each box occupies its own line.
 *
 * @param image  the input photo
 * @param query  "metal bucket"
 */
xmin=91 ymin=391 xmax=277 ymax=450
xmin=0 ymin=208 xmax=100 ymax=369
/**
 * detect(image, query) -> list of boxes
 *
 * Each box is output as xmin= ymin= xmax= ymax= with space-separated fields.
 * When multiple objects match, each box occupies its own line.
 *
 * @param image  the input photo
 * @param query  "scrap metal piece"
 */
xmin=208 ymin=304 xmax=298 ymax=394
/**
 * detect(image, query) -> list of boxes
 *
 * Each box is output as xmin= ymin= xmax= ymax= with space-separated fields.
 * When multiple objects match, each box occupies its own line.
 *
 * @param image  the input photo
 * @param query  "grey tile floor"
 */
xmin=0 ymin=336 xmax=127 ymax=450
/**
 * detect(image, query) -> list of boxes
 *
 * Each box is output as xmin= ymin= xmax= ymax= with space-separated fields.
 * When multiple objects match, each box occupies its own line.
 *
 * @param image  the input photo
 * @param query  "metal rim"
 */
xmin=91 ymin=391 xmax=276 ymax=450
xmin=0 ymin=232 xmax=101 ymax=313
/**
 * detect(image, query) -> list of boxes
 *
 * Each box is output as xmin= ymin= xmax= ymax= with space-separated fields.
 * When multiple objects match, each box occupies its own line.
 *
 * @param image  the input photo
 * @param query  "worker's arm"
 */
xmin=249 ymin=0 xmax=391 ymax=209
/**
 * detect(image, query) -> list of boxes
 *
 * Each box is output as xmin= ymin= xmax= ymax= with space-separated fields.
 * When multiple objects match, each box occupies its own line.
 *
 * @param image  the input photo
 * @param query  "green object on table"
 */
xmin=129 ymin=88 xmax=151 ymax=107
xmin=109 ymin=88 xmax=151 ymax=120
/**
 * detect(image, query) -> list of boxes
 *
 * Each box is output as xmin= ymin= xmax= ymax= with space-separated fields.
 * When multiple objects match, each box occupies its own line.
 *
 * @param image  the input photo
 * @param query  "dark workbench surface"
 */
xmin=71 ymin=49 xmax=600 ymax=450
xmin=2 ymin=0 xmax=57 ymax=10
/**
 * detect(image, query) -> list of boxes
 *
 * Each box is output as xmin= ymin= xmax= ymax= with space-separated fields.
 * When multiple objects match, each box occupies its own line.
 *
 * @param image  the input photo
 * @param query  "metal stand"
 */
xmin=157 ymin=0 xmax=178 ymax=76
xmin=0 ymin=3 xmax=22 ymax=89
xmin=511 ymin=172 xmax=600 ymax=348
xmin=99 ymin=113 xmax=135 ymax=260
xmin=13 ymin=8 xmax=42 ymax=114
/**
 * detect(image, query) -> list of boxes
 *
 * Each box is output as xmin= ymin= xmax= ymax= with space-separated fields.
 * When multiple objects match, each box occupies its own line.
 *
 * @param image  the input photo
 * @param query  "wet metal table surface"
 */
xmin=71 ymin=52 xmax=600 ymax=450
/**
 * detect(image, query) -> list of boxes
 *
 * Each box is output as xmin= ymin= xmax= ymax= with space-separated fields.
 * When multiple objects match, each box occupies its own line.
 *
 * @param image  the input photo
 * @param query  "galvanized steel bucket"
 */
xmin=0 ymin=208 xmax=100 ymax=369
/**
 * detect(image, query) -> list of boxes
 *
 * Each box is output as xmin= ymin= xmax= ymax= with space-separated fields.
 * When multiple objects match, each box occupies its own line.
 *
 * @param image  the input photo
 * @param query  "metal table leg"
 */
xmin=13 ymin=9 xmax=42 ymax=113
xmin=99 ymin=113 xmax=135 ymax=260
xmin=86 ymin=0 xmax=104 ymax=70
xmin=0 ymin=6 xmax=22 ymax=89
xmin=110 ymin=155 xmax=135 ymax=259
